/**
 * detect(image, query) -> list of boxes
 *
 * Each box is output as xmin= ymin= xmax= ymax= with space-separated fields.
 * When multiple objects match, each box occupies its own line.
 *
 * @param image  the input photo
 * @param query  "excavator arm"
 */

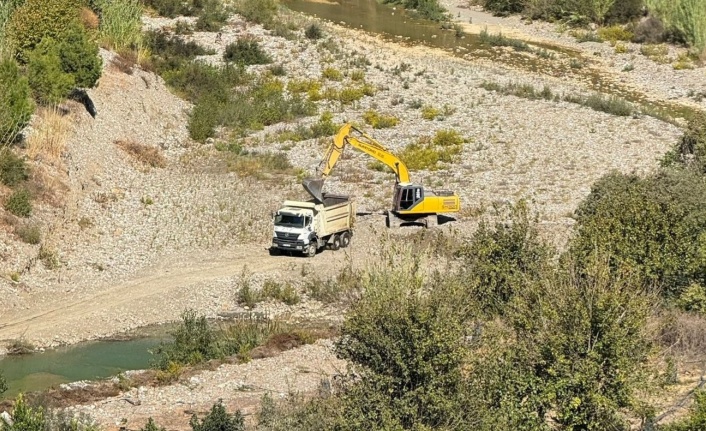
xmin=303 ymin=123 xmax=410 ymax=201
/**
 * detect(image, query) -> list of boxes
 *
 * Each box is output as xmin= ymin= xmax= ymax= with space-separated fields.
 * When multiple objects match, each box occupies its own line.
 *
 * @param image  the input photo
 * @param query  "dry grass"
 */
xmin=26 ymin=108 xmax=72 ymax=163
xmin=115 ymin=139 xmax=167 ymax=168
xmin=80 ymin=7 xmax=99 ymax=30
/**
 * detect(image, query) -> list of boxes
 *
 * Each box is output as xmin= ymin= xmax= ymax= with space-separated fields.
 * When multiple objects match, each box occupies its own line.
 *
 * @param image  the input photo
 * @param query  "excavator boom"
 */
xmin=303 ymin=123 xmax=411 ymax=202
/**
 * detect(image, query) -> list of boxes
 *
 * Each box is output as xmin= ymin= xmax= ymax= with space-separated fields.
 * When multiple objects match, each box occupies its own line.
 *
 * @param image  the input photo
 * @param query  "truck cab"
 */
xmin=272 ymin=208 xmax=315 ymax=253
xmin=270 ymin=194 xmax=354 ymax=257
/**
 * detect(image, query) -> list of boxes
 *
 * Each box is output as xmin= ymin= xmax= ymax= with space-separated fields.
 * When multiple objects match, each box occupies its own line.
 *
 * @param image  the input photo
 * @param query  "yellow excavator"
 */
xmin=303 ymin=123 xmax=460 ymax=227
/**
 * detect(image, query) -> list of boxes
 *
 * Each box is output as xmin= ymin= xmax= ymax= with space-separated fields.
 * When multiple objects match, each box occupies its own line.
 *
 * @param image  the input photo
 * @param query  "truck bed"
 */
xmin=311 ymin=193 xmax=350 ymax=207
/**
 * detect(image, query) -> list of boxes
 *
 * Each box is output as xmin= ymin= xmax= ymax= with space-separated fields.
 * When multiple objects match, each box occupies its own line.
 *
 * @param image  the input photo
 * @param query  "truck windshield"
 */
xmin=275 ymin=213 xmax=305 ymax=228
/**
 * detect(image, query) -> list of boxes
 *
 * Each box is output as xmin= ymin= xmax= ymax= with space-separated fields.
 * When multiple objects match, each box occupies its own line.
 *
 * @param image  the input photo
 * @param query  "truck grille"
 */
xmin=275 ymin=232 xmax=298 ymax=240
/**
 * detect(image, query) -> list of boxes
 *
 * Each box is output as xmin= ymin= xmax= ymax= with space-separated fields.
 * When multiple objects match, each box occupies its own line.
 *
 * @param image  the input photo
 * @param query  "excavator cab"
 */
xmin=394 ymin=184 xmax=424 ymax=211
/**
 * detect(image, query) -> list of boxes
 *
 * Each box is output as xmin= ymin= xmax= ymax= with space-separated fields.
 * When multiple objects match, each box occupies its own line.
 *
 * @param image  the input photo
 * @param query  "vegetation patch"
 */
xmin=115 ymin=140 xmax=167 ymax=168
xmin=4 ymin=188 xmax=32 ymax=217
xmin=275 ymin=112 xmax=338 ymax=143
xmin=362 ymin=110 xmax=399 ymax=129
xmin=479 ymin=29 xmax=530 ymax=51
xmin=0 ymin=148 xmax=29 ymax=187
xmin=399 ymin=129 xmax=466 ymax=170
xmin=480 ymin=80 xmax=554 ymax=101
xmin=381 ymin=0 xmax=449 ymax=21
xmin=224 ymin=38 xmax=272 ymax=65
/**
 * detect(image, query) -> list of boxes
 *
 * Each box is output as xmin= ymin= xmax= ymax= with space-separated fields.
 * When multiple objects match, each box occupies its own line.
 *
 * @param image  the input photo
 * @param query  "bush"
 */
xmin=335 ymin=258 xmax=472 ymax=429
xmin=140 ymin=418 xmax=166 ymax=431
xmin=190 ymin=400 xmax=245 ymax=431
xmin=570 ymin=170 xmax=706 ymax=300
xmin=646 ymin=0 xmax=706 ymax=53
xmin=5 ymin=188 xmax=32 ymax=217
xmin=662 ymin=111 xmax=706 ymax=174
xmin=482 ymin=0 xmax=524 ymax=16
xmin=7 ymin=394 xmax=45 ymax=431
xmin=142 ymin=0 xmax=200 ymax=17
xmin=0 ymin=148 xmax=28 ymax=186
xmin=479 ymin=29 xmax=530 ymax=51
xmin=457 ymin=201 xmax=552 ymax=315
xmin=304 ymin=22 xmax=322 ymax=40
xmin=661 ymin=390 xmax=706 ymax=430
xmin=6 ymin=0 xmax=83 ymax=63
xmin=0 ymin=371 xmax=5 ymax=395
xmin=27 ymin=38 xmax=75 ymax=106
xmin=232 ymin=0 xmax=278 ymax=26
xmin=58 ymin=23 xmax=102 ymax=88
xmin=597 ymin=24 xmax=634 ymax=42
xmin=189 ymin=95 xmax=224 ymax=142
xmin=196 ymin=0 xmax=228 ymax=32
xmin=398 ymin=130 xmax=464 ymax=170
xmin=362 ymin=110 xmax=399 ymax=129
xmin=381 ymin=0 xmax=449 ymax=21
xmin=152 ymin=310 xmax=219 ymax=369
xmin=321 ymin=67 xmax=342 ymax=81
xmin=223 ymin=38 xmax=271 ymax=65
xmin=15 ymin=223 xmax=41 ymax=244
xmin=0 ymin=57 xmax=34 ymax=144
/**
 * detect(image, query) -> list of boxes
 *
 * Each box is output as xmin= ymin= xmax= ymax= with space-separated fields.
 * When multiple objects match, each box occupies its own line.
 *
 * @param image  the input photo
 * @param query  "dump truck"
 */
xmin=270 ymin=194 xmax=354 ymax=257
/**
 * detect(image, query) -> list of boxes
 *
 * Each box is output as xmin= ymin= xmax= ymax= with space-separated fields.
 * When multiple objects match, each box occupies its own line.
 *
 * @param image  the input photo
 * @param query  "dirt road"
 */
xmin=0 ymin=241 xmax=359 ymax=348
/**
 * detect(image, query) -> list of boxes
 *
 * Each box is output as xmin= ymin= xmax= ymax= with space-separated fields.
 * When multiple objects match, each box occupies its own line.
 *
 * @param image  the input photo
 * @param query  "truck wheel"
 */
xmin=269 ymin=247 xmax=280 ymax=256
xmin=305 ymin=243 xmax=317 ymax=257
xmin=340 ymin=231 xmax=351 ymax=248
xmin=331 ymin=235 xmax=341 ymax=251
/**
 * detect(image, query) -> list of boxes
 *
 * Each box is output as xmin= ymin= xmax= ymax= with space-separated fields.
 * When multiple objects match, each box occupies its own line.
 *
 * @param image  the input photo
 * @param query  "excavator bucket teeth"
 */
xmin=302 ymin=178 xmax=325 ymax=202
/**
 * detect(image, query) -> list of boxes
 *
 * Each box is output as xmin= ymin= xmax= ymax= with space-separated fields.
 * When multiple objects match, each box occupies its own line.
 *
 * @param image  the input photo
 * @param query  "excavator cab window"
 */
xmin=399 ymin=186 xmax=423 ymax=210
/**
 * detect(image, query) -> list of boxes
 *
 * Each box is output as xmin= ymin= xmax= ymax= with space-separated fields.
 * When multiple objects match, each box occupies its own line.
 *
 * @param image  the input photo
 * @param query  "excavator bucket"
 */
xmin=302 ymin=178 xmax=325 ymax=202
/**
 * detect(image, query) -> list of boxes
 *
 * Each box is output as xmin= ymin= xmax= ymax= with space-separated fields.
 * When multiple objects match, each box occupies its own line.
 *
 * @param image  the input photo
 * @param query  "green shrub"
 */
xmin=304 ymin=22 xmax=323 ymax=40
xmin=597 ymin=24 xmax=634 ymax=42
xmin=662 ymin=111 xmax=706 ymax=173
xmin=0 ymin=148 xmax=28 ymax=187
xmin=0 ymin=370 xmax=6 ymax=395
xmin=146 ymin=30 xmax=211 ymax=61
xmin=58 ymin=23 xmax=102 ymax=88
xmin=152 ymin=309 xmax=219 ymax=369
xmin=362 ymin=110 xmax=399 ymax=129
xmin=646 ymin=0 xmax=706 ymax=53
xmin=571 ymin=170 xmax=706 ymax=300
xmin=232 ymin=0 xmax=278 ymax=26
xmin=321 ymin=67 xmax=342 ymax=81
xmin=457 ymin=201 xmax=552 ymax=315
xmin=662 ymin=390 xmax=706 ymax=430
xmin=5 ymin=188 xmax=32 ymax=217
xmin=142 ymin=0 xmax=200 ymax=17
xmin=286 ymin=78 xmax=320 ymax=94
xmin=196 ymin=0 xmax=228 ymax=32
xmin=479 ymin=29 xmax=530 ymax=51
xmin=139 ymin=418 xmax=166 ymax=431
xmin=223 ymin=38 xmax=271 ymax=65
xmin=188 ymin=94 xmax=224 ymax=142
xmin=162 ymin=62 xmax=247 ymax=103
xmin=262 ymin=280 xmax=301 ymax=305
xmin=420 ymin=104 xmax=440 ymax=120
xmin=15 ymin=222 xmax=41 ymax=244
xmin=190 ymin=400 xmax=245 ymax=431
xmin=399 ymin=132 xmax=463 ymax=170
xmin=335 ymin=258 xmax=471 ymax=429
xmin=6 ymin=0 xmax=83 ymax=63
xmin=94 ymin=0 xmax=143 ymax=50
xmin=7 ymin=394 xmax=45 ymax=431
xmin=381 ymin=0 xmax=449 ymax=21
xmin=27 ymin=38 xmax=75 ymax=106
xmin=480 ymin=80 xmax=554 ymax=101
xmin=482 ymin=0 xmax=524 ymax=16
xmin=0 ymin=57 xmax=34 ymax=144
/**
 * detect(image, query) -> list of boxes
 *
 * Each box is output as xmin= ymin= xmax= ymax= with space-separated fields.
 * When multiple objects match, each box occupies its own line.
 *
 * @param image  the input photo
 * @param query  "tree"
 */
xmin=0 ymin=57 xmax=33 ymax=144
xmin=58 ymin=23 xmax=102 ymax=89
xmin=6 ymin=0 xmax=83 ymax=63
xmin=27 ymin=38 xmax=75 ymax=106
xmin=190 ymin=400 xmax=245 ymax=431
xmin=2 ymin=394 xmax=45 ymax=431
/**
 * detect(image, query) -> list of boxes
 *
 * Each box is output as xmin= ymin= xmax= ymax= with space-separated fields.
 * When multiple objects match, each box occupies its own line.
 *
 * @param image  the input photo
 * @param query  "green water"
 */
xmin=0 ymin=337 xmax=165 ymax=399
xmin=283 ymin=0 xmax=489 ymax=53
xmin=285 ymin=0 xmax=699 ymax=121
